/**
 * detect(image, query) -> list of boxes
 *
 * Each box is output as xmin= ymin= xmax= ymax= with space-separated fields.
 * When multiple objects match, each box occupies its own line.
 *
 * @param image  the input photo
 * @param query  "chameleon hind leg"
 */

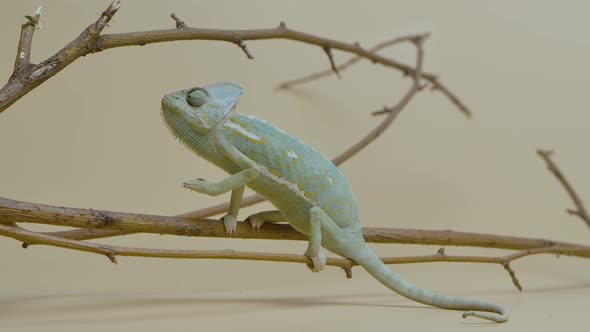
xmin=245 ymin=210 xmax=286 ymax=230
xmin=305 ymin=206 xmax=342 ymax=272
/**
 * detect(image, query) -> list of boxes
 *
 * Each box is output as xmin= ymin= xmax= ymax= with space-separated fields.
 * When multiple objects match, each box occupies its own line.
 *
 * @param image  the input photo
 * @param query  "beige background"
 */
xmin=1 ymin=0 xmax=589 ymax=331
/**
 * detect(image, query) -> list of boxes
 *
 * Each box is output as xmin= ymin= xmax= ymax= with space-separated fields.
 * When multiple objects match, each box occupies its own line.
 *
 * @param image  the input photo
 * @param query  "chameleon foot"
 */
xmin=304 ymin=251 xmax=326 ymax=273
xmin=245 ymin=214 xmax=265 ymax=231
xmin=221 ymin=214 xmax=238 ymax=237
xmin=182 ymin=178 xmax=208 ymax=193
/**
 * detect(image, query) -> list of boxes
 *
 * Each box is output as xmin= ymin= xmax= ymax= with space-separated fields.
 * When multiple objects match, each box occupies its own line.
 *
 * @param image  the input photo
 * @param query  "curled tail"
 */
xmin=351 ymin=244 xmax=509 ymax=323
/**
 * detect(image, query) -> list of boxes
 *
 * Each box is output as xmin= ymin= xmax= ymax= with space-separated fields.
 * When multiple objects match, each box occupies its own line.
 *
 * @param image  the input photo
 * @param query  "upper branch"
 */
xmin=0 ymin=1 xmax=121 ymax=113
xmin=13 ymin=6 xmax=42 ymax=71
xmin=0 ymin=1 xmax=466 ymax=118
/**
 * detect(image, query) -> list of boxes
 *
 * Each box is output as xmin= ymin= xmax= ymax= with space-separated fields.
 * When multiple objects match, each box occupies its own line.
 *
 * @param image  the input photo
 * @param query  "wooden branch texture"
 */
xmin=1 ymin=196 xmax=588 ymax=259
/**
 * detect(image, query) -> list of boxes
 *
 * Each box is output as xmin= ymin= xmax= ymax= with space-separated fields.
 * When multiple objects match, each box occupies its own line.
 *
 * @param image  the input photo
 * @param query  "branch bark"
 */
xmin=1 ymin=196 xmax=589 ymax=259
xmin=0 ymin=222 xmax=586 ymax=291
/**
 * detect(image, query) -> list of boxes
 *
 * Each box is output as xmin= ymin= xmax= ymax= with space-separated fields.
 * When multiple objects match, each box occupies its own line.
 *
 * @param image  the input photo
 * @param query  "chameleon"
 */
xmin=161 ymin=82 xmax=509 ymax=323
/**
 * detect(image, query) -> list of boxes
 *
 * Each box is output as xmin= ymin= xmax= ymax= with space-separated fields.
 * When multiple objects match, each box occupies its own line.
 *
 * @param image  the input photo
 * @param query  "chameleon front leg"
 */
xmin=245 ymin=210 xmax=286 ymax=230
xmin=305 ymin=206 xmax=342 ymax=272
xmin=183 ymin=168 xmax=257 ymax=196
xmin=184 ymin=137 xmax=259 ymax=196
xmin=184 ymin=170 xmax=255 ymax=236
xmin=184 ymin=138 xmax=261 ymax=236
xmin=220 ymin=185 xmax=245 ymax=236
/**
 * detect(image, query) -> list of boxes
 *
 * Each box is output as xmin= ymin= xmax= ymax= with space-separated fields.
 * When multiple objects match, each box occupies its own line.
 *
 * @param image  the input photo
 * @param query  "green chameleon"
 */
xmin=161 ymin=82 xmax=508 ymax=323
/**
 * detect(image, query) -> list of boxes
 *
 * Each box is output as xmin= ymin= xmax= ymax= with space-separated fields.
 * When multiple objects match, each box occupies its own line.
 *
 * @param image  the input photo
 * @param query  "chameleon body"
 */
xmin=161 ymin=82 xmax=508 ymax=323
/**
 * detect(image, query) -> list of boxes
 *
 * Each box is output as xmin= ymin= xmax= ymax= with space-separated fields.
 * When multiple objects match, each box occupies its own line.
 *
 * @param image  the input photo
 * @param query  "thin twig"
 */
xmin=322 ymin=46 xmax=340 ymax=78
xmin=234 ymin=39 xmax=254 ymax=59
xmin=0 ymin=224 xmax=118 ymax=263
xmin=537 ymin=149 xmax=590 ymax=230
xmin=276 ymin=34 xmax=423 ymax=89
xmin=276 ymin=33 xmax=470 ymax=118
xmin=170 ymin=13 xmax=186 ymax=29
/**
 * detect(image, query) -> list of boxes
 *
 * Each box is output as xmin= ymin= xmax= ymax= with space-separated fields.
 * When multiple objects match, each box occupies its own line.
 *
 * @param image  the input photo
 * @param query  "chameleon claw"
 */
xmin=183 ymin=178 xmax=209 ymax=193
xmin=221 ymin=214 xmax=238 ymax=237
xmin=304 ymin=251 xmax=326 ymax=273
xmin=245 ymin=215 xmax=264 ymax=231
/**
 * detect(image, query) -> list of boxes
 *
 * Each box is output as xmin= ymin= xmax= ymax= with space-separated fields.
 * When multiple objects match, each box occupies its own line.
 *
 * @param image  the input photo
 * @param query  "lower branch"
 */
xmin=0 ymin=223 xmax=582 ymax=290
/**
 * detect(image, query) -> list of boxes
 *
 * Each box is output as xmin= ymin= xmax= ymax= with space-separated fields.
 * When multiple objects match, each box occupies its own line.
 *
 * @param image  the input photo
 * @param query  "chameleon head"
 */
xmin=161 ymin=82 xmax=243 ymax=133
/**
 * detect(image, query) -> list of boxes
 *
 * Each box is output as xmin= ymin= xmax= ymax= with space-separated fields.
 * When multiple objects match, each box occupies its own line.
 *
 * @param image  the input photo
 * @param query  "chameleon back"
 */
xmin=223 ymin=113 xmax=361 ymax=233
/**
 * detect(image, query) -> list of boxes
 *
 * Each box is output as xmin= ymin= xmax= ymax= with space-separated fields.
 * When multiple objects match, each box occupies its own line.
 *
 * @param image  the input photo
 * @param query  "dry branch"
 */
xmin=0 ymin=221 xmax=587 ymax=290
xmin=538 ymin=149 xmax=590 ymax=230
xmin=1 ymin=196 xmax=589 ymax=258
xmin=0 ymin=1 xmax=465 ymax=116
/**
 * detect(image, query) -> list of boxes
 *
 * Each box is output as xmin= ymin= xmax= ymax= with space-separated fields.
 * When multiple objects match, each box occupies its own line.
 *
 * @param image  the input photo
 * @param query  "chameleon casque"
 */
xmin=161 ymin=82 xmax=508 ymax=323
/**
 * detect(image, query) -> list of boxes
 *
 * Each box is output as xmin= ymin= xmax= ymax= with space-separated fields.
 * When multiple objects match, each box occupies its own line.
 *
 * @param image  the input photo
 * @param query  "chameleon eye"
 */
xmin=186 ymin=88 xmax=208 ymax=107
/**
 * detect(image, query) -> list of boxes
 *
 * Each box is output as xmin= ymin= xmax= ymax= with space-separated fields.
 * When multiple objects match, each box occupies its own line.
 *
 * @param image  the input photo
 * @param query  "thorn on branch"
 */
xmin=371 ymin=106 xmax=390 ymax=116
xmin=503 ymin=262 xmax=522 ymax=291
xmin=323 ymin=47 xmax=341 ymax=79
xmin=234 ymin=39 xmax=254 ymax=59
xmin=170 ymin=13 xmax=186 ymax=28
xmin=106 ymin=251 xmax=118 ymax=264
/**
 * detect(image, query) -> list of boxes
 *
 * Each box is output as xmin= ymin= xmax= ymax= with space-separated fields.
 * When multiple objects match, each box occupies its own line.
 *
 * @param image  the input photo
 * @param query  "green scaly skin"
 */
xmin=161 ymin=82 xmax=509 ymax=323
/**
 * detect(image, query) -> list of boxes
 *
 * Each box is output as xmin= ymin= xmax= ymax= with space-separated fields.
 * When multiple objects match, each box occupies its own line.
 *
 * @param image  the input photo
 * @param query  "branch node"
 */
xmin=91 ymin=210 xmax=119 ymax=227
xmin=22 ymin=242 xmax=29 ymax=248
xmin=234 ymin=39 xmax=254 ymax=59
xmin=322 ymin=46 xmax=341 ymax=79
xmin=278 ymin=21 xmax=287 ymax=30
xmin=24 ymin=6 xmax=43 ymax=30
xmin=106 ymin=251 xmax=118 ymax=264
xmin=436 ymin=247 xmax=446 ymax=256
xmin=170 ymin=13 xmax=186 ymax=29
xmin=342 ymin=265 xmax=353 ymax=279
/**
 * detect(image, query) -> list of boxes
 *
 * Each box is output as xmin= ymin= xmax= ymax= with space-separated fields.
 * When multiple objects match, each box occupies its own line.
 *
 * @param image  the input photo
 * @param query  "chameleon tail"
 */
xmin=351 ymin=244 xmax=509 ymax=323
